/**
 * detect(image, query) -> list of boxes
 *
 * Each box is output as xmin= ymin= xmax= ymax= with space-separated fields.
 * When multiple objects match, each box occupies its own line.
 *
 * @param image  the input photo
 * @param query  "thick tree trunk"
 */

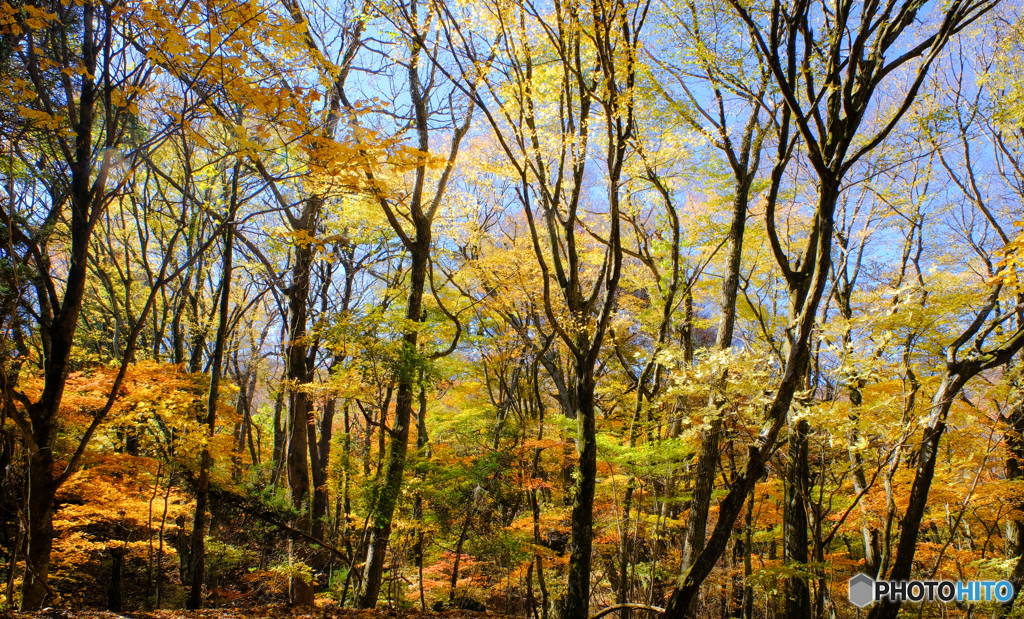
xmin=356 ymin=238 xmax=430 ymax=609
xmin=21 ymin=443 xmax=56 ymax=611
xmin=562 ymin=380 xmax=597 ymax=619
xmin=679 ymin=180 xmax=750 ymax=612
xmin=108 ymin=547 xmax=126 ymax=612
xmin=662 ymin=185 xmax=839 ymax=618
xmin=286 ymin=203 xmax=318 ymax=607
xmin=186 ymin=449 xmax=212 ymax=608
xmin=681 ymin=418 xmax=721 ymax=575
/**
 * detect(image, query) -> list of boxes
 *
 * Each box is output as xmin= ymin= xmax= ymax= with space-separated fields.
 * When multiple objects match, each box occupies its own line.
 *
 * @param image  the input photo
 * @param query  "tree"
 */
xmin=646 ymin=4 xmax=776 ymax=606
xmin=866 ymin=16 xmax=1024 ymax=617
xmin=0 ymin=0 xmax=193 ymax=608
xmin=187 ymin=167 xmax=238 ymax=609
xmin=343 ymin=0 xmax=475 ymax=605
xmin=662 ymin=0 xmax=1002 ymax=615
xmin=433 ymin=0 xmax=646 ymax=615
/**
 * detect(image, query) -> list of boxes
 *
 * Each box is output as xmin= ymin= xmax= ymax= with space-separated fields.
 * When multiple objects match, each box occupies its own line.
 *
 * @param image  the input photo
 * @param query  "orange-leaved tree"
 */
xmin=0 ymin=0 xmax=218 ymax=608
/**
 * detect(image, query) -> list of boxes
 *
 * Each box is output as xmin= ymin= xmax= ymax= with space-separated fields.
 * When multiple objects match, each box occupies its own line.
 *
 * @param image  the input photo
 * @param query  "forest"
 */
xmin=2 ymin=0 xmax=1024 ymax=617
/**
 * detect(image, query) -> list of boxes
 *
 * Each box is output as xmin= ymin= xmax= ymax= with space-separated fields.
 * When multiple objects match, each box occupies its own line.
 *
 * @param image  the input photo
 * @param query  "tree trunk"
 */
xmin=176 ymin=515 xmax=190 ymax=585
xmin=187 ymin=216 xmax=233 ymax=610
xmin=231 ymin=367 xmax=253 ymax=479
xmin=662 ymin=182 xmax=840 ymax=618
xmin=356 ymin=237 xmax=430 ymax=609
xmin=286 ymin=201 xmax=318 ymax=607
xmin=414 ymin=380 xmax=429 ymax=610
xmin=784 ymin=418 xmax=810 ymax=618
xmin=449 ymin=505 xmax=476 ymax=600
xmin=741 ymin=486 xmax=754 ymax=619
xmin=5 ymin=518 xmax=21 ymax=606
xmin=728 ymin=517 xmax=743 ymax=617
xmin=9 ymin=2 xmax=168 ymax=609
xmin=617 ymin=485 xmax=634 ymax=619
xmin=679 ymin=178 xmax=751 ymax=613
xmin=867 ymin=372 xmax=968 ymax=619
xmin=530 ymin=370 xmax=550 ymax=619
xmin=848 ymin=418 xmax=880 ymax=576
xmin=287 ymin=397 xmax=315 ymax=608
xmin=272 ymin=387 xmax=286 ymax=471
xmin=186 ymin=448 xmax=212 ymax=609
xmin=681 ymin=417 xmax=721 ymax=579
xmin=562 ymin=380 xmax=597 ymax=619
xmin=1004 ymin=401 xmax=1024 ymax=606
xmin=108 ymin=547 xmax=126 ymax=612
xmin=21 ymin=442 xmax=56 ymax=611
xmin=309 ymin=398 xmax=334 ymax=540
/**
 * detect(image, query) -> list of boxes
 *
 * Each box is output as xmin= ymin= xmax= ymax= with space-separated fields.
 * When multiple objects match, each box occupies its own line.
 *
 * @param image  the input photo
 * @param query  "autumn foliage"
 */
xmin=3 ymin=0 xmax=1024 ymax=618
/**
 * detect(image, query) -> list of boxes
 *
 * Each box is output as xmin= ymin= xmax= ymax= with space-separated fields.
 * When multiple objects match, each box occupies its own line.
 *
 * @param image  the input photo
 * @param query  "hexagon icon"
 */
xmin=849 ymin=574 xmax=875 ymax=608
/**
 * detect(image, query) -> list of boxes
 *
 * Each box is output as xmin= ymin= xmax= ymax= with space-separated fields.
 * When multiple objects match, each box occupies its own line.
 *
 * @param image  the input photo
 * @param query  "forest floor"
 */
xmin=12 ymin=609 xmax=497 ymax=619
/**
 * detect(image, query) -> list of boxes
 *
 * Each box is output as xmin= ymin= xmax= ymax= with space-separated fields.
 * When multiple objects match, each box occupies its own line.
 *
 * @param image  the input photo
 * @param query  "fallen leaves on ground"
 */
xmin=13 ymin=607 xmax=500 ymax=619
